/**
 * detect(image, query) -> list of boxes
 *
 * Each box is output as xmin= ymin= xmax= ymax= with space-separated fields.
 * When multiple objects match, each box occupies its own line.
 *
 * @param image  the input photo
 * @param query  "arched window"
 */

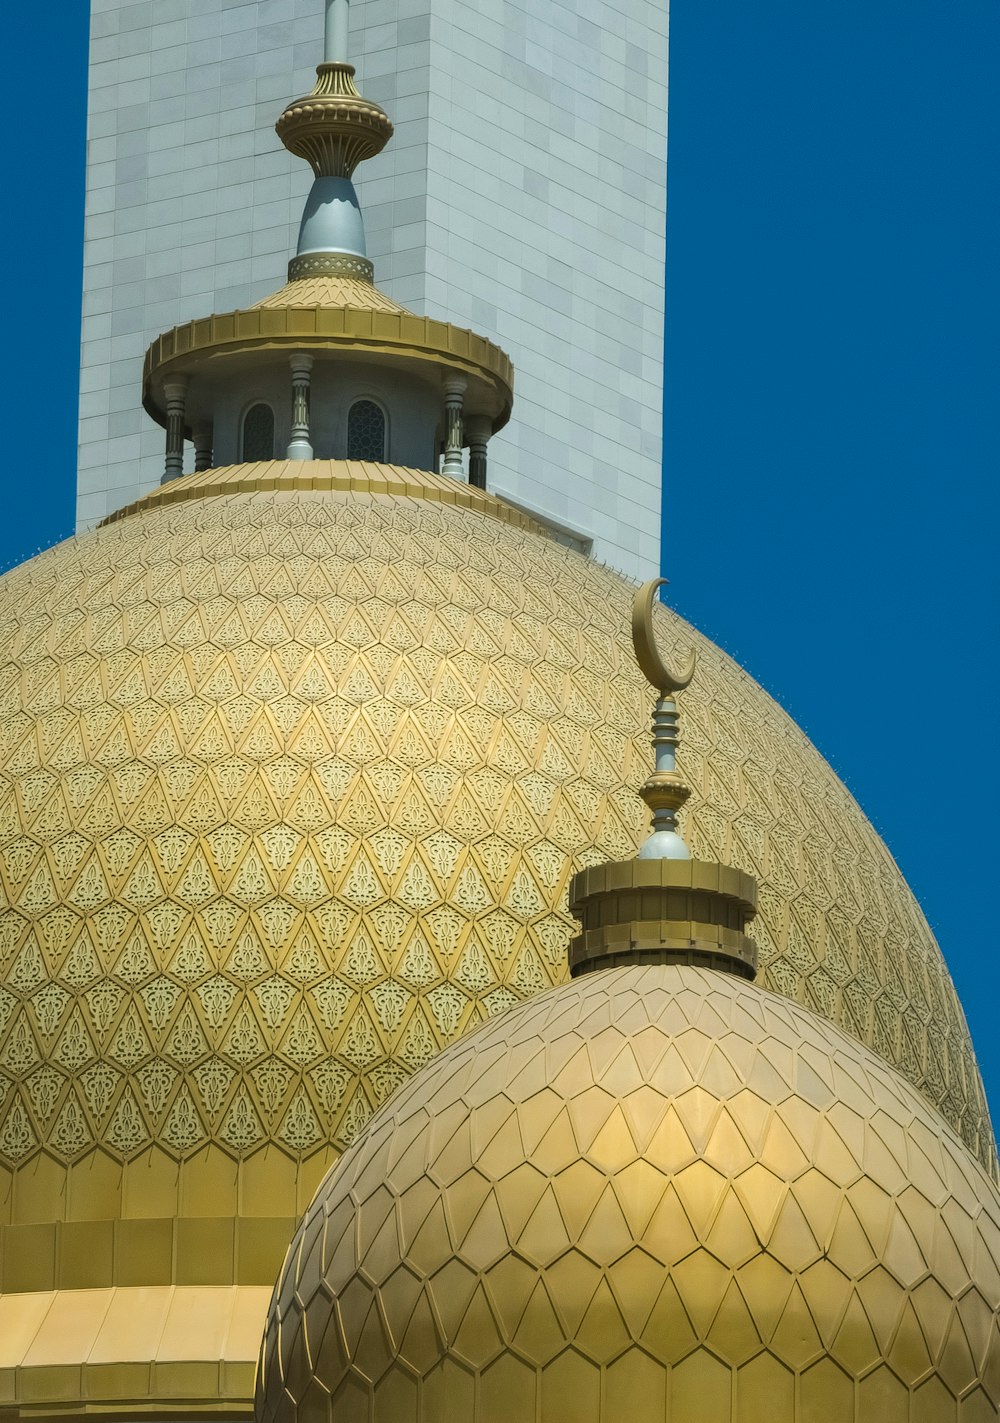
xmin=242 ymin=403 xmax=274 ymax=461
xmin=347 ymin=399 xmax=387 ymax=462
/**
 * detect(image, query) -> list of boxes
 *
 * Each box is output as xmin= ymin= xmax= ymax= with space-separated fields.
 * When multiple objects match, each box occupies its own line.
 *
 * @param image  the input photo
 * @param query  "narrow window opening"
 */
xmin=242 ymin=403 xmax=275 ymax=461
xmin=347 ymin=399 xmax=387 ymax=462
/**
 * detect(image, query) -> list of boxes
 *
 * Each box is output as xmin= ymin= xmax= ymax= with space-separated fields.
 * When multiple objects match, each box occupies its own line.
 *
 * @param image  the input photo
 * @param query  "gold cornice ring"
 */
xmin=631 ymin=577 xmax=696 ymax=693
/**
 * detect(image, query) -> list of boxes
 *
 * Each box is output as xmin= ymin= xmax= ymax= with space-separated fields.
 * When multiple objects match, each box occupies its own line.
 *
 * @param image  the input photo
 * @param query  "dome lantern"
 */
xmin=141 ymin=1 xmax=512 ymax=490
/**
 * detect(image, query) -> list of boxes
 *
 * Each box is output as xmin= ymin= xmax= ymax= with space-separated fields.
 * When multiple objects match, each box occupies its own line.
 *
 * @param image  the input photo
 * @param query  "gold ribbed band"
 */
xmin=568 ymin=858 xmax=758 ymax=980
xmin=0 ymin=1285 xmax=269 ymax=1419
xmin=97 ymin=462 xmax=551 ymax=539
xmin=288 ymin=251 xmax=374 ymax=282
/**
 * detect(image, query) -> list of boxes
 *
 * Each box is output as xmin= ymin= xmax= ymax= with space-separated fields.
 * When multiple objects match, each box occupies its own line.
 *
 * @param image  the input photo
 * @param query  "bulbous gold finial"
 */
xmin=629 ymin=578 xmax=696 ymax=861
xmin=276 ymin=65 xmax=393 ymax=180
xmin=631 ymin=577 xmax=696 ymax=693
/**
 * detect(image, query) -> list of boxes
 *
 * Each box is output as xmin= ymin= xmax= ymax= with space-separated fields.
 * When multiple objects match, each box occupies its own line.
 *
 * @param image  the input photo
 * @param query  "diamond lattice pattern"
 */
xmin=0 ymin=487 xmax=991 ymax=1174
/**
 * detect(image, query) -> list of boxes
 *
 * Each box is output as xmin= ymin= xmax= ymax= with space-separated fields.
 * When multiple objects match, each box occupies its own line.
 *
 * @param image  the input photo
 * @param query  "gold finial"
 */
xmin=274 ymin=5 xmax=393 ymax=283
xmin=631 ymin=577 xmax=696 ymax=694
xmin=631 ymin=579 xmax=695 ymax=861
xmin=566 ymin=580 xmax=757 ymax=981
xmin=276 ymin=64 xmax=393 ymax=181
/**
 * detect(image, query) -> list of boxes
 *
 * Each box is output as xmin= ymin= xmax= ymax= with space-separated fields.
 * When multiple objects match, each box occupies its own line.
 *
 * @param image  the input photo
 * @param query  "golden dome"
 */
xmin=257 ymin=963 xmax=1000 ymax=1423
xmin=0 ymin=465 xmax=992 ymax=1413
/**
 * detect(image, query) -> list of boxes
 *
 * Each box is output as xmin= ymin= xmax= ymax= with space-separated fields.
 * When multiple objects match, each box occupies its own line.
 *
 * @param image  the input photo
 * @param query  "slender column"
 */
xmin=325 ymin=0 xmax=350 ymax=63
xmin=193 ymin=425 xmax=214 ymax=473
xmin=287 ymin=354 xmax=314 ymax=459
xmin=441 ymin=374 xmax=467 ymax=478
xmin=162 ymin=377 xmax=188 ymax=482
xmin=466 ymin=415 xmax=491 ymax=490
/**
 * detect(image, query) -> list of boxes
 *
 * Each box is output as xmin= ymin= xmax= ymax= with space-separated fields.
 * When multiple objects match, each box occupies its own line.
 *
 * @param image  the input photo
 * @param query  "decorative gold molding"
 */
xmin=142 ymin=306 xmax=514 ymax=433
xmin=0 ymin=1215 xmax=296 ymax=1293
xmin=286 ymin=252 xmax=374 ymax=283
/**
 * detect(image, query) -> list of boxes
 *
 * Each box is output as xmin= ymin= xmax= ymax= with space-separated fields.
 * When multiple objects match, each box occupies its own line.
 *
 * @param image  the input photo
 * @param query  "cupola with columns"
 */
xmin=141 ymin=0 xmax=512 ymax=486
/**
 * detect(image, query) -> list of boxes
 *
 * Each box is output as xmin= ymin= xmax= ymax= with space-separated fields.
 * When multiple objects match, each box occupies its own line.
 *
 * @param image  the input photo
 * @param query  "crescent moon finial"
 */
xmin=631 ymin=578 xmax=696 ymax=694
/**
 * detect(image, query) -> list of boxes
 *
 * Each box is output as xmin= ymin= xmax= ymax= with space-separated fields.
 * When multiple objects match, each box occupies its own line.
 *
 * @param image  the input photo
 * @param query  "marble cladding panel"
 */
xmin=80 ymin=0 xmax=667 ymax=577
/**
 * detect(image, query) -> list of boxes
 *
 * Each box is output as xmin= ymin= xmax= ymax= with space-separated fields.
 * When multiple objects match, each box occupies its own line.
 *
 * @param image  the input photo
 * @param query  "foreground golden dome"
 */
xmin=257 ymin=963 xmax=1000 ymax=1423
xmin=0 ymin=463 xmax=992 ymax=1414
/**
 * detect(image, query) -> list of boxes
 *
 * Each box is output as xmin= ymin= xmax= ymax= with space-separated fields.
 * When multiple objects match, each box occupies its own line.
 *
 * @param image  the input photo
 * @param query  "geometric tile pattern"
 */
xmin=0 ymin=471 xmax=992 ymax=1185
xmin=256 ymin=964 xmax=1000 ymax=1423
xmin=252 ymin=279 xmax=408 ymax=316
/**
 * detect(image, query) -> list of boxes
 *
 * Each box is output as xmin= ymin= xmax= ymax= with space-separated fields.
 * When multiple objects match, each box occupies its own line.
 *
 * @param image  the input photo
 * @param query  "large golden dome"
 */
xmin=257 ymin=962 xmax=1000 ymax=1422
xmin=0 ymin=463 xmax=992 ymax=1413
xmin=0 ymin=463 xmax=988 ymax=1163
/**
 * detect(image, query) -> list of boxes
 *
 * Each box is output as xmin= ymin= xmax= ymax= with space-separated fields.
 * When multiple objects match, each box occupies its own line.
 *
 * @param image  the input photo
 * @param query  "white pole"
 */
xmin=325 ymin=0 xmax=350 ymax=63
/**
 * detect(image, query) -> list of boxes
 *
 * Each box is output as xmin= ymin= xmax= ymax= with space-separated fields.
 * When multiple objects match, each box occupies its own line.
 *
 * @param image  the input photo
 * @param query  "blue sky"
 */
xmin=3 ymin=5 xmax=999 ymax=1111
xmin=664 ymin=3 xmax=1000 ymax=1114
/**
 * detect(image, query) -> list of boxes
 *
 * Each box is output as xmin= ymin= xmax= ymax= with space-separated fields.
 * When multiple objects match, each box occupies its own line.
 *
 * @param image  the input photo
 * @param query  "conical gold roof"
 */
xmin=251 ymin=276 xmax=410 ymax=315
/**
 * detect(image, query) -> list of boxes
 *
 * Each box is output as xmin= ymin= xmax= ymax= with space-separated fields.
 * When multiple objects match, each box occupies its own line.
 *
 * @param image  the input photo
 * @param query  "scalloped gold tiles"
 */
xmin=257 ymin=965 xmax=1000 ymax=1423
